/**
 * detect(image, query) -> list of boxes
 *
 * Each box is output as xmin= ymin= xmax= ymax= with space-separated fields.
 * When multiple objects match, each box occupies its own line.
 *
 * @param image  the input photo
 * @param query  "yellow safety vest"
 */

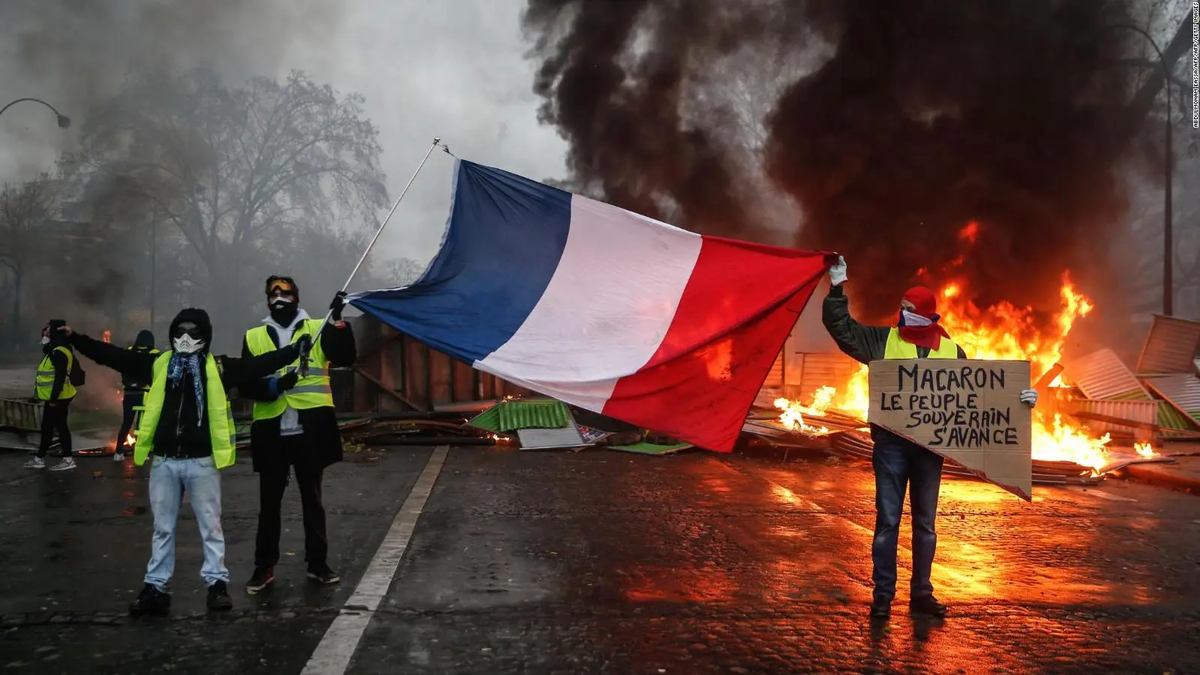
xmin=134 ymin=352 xmax=237 ymax=468
xmin=245 ymin=319 xmax=333 ymax=421
xmin=883 ymin=328 xmax=959 ymax=359
xmin=35 ymin=346 xmax=77 ymax=401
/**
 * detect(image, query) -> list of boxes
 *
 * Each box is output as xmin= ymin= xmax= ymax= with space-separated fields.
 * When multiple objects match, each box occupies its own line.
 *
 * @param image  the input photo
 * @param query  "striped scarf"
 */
xmin=167 ymin=353 xmax=205 ymax=425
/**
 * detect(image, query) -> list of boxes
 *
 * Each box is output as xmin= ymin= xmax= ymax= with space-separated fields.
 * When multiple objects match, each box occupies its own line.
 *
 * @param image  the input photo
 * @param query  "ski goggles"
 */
xmin=172 ymin=322 xmax=205 ymax=340
xmin=265 ymin=277 xmax=297 ymax=297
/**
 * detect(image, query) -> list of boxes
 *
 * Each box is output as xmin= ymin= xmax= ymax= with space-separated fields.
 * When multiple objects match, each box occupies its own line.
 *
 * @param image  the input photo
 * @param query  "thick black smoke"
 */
xmin=524 ymin=0 xmax=793 ymax=240
xmin=523 ymin=0 xmax=1147 ymax=321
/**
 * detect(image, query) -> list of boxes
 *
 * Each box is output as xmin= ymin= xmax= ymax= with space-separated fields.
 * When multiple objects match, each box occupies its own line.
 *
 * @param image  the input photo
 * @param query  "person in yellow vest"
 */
xmin=58 ymin=309 xmax=307 ymax=616
xmin=25 ymin=320 xmax=79 ymax=471
xmin=240 ymin=276 xmax=356 ymax=594
xmin=822 ymin=256 xmax=1039 ymax=620
xmin=114 ymin=329 xmax=159 ymax=463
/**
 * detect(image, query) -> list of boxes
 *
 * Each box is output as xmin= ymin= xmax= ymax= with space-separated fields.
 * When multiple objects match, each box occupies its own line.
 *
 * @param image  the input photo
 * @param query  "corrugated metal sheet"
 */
xmin=783 ymin=352 xmax=860 ymax=400
xmin=1136 ymin=315 xmax=1200 ymax=374
xmin=762 ymin=351 xmax=784 ymax=389
xmin=1158 ymin=403 xmax=1200 ymax=431
xmin=0 ymin=399 xmax=42 ymax=432
xmin=1060 ymin=398 xmax=1159 ymax=436
xmin=1062 ymin=349 xmax=1150 ymax=400
xmin=517 ymin=425 xmax=585 ymax=449
xmin=1144 ymin=375 xmax=1200 ymax=423
xmin=469 ymin=399 xmax=572 ymax=433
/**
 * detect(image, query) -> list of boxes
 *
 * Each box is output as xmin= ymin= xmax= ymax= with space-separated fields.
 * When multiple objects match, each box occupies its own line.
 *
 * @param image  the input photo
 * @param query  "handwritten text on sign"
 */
xmin=868 ymin=359 xmax=1032 ymax=500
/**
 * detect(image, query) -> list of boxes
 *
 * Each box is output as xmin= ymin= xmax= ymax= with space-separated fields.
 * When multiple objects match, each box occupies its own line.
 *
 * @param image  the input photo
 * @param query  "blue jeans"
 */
xmin=871 ymin=431 xmax=944 ymax=601
xmin=145 ymin=456 xmax=229 ymax=591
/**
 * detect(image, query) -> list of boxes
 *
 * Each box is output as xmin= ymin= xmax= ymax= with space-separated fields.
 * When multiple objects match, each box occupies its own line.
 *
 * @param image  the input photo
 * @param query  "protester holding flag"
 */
xmin=821 ymin=255 xmax=1038 ymax=620
xmin=240 ymin=276 xmax=356 ymax=594
xmin=59 ymin=310 xmax=306 ymax=616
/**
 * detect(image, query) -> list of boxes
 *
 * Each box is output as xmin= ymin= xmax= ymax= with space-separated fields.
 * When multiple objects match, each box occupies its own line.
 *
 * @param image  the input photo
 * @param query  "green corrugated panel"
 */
xmin=1158 ymin=404 xmax=1200 ymax=431
xmin=609 ymin=441 xmax=693 ymax=455
xmin=1103 ymin=388 xmax=1153 ymax=401
xmin=469 ymin=400 xmax=571 ymax=432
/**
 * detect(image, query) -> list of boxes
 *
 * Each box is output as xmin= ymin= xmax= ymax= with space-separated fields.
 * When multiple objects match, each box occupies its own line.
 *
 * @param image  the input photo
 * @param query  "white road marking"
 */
xmin=301 ymin=446 xmax=449 ymax=675
xmin=1067 ymin=487 xmax=1136 ymax=502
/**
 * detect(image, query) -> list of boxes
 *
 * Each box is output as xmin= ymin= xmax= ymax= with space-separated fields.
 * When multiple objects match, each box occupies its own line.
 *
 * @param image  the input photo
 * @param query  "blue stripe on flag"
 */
xmin=350 ymin=160 xmax=572 ymax=364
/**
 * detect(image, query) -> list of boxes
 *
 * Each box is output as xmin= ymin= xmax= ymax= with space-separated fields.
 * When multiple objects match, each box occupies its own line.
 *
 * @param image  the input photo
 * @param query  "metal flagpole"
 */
xmin=300 ymin=137 xmax=444 ymax=374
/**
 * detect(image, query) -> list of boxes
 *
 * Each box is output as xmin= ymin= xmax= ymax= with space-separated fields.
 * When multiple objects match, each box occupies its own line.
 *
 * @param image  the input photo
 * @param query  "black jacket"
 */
xmin=239 ymin=316 xmax=356 ymax=473
xmin=122 ymin=330 xmax=158 ymax=391
xmin=71 ymin=333 xmax=300 ymax=459
xmin=822 ymin=284 xmax=966 ymax=447
xmin=822 ymin=284 xmax=967 ymax=363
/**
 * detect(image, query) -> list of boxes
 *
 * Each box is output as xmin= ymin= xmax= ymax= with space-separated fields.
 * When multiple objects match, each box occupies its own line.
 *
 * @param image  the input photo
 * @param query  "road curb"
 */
xmin=1117 ymin=464 xmax=1200 ymax=496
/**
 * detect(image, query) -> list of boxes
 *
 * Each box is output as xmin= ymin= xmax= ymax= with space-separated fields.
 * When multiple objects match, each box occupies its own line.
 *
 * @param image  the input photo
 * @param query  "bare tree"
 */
xmin=0 ymin=175 xmax=60 ymax=345
xmin=64 ymin=66 xmax=389 ymax=331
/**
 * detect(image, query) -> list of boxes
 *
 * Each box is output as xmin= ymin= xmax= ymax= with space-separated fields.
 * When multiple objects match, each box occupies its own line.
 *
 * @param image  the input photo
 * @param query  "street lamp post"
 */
xmin=0 ymin=98 xmax=71 ymax=129
xmin=1101 ymin=24 xmax=1174 ymax=316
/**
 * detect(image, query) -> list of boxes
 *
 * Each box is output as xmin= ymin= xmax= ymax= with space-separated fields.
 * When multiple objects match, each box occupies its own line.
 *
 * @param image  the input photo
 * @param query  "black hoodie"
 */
xmin=122 ymin=329 xmax=158 ymax=392
xmin=71 ymin=308 xmax=301 ymax=459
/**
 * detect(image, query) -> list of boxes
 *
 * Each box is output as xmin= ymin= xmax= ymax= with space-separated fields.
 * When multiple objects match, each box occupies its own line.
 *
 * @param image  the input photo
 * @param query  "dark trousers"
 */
xmin=117 ymin=391 xmax=144 ymax=449
xmin=37 ymin=399 xmax=73 ymax=458
xmin=254 ymin=435 xmax=328 ymax=568
xmin=871 ymin=436 xmax=944 ymax=602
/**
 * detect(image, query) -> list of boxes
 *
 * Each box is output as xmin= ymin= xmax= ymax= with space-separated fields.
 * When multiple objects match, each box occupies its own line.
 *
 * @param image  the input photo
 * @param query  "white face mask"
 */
xmin=172 ymin=335 xmax=205 ymax=354
xmin=900 ymin=309 xmax=933 ymax=327
xmin=41 ymin=336 xmax=50 ymax=345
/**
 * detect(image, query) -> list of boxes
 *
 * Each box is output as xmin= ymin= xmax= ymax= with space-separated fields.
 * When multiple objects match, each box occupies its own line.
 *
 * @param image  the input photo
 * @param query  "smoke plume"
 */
xmin=0 ymin=0 xmax=343 ymax=354
xmin=0 ymin=0 xmax=340 ymax=177
xmin=523 ymin=0 xmax=1147 ymax=321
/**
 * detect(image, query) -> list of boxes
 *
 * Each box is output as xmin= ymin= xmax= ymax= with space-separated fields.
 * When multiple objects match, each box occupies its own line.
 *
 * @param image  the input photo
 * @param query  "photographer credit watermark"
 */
xmin=1193 ymin=2 xmax=1199 ymax=129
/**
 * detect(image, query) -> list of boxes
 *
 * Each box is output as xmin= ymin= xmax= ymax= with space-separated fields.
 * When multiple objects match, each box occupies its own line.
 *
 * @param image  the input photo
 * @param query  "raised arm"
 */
xmin=320 ymin=320 xmax=356 ymax=367
xmin=219 ymin=340 xmax=303 ymax=387
xmin=820 ymin=257 xmax=891 ymax=365
xmin=235 ymin=334 xmax=278 ymax=401
xmin=68 ymin=330 xmax=156 ymax=383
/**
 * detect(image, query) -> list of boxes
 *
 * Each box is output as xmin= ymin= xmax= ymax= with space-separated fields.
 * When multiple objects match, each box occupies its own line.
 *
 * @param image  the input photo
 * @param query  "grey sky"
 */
xmin=0 ymin=0 xmax=567 ymax=285
xmin=281 ymin=1 xmax=567 ymax=278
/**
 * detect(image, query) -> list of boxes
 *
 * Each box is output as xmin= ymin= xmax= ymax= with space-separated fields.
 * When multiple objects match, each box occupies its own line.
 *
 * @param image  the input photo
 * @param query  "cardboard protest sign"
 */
xmin=868 ymin=359 xmax=1032 ymax=500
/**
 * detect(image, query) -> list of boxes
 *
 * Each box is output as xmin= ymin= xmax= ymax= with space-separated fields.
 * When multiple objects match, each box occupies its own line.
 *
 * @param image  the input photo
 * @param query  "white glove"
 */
xmin=829 ymin=255 xmax=848 ymax=286
xmin=1019 ymin=389 xmax=1038 ymax=408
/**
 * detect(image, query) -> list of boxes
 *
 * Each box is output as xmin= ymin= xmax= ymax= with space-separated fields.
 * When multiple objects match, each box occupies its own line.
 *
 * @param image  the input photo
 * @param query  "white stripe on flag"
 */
xmin=475 ymin=194 xmax=702 ymax=408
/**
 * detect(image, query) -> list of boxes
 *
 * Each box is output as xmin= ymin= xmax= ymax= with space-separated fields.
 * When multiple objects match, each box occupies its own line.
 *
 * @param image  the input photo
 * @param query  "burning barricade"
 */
xmin=746 ymin=239 xmax=1197 ymax=488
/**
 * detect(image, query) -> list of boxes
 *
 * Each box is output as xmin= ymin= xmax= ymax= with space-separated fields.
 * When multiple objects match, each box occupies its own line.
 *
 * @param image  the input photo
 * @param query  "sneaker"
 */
xmin=23 ymin=457 xmax=45 ymax=469
xmin=909 ymin=595 xmax=948 ymax=618
xmin=49 ymin=457 xmax=77 ymax=472
xmin=246 ymin=566 xmax=274 ymax=595
xmin=129 ymin=584 xmax=171 ymax=616
xmin=113 ymin=452 xmax=125 ymax=462
xmin=207 ymin=581 xmax=233 ymax=611
xmin=307 ymin=563 xmax=340 ymax=585
xmin=869 ymin=597 xmax=891 ymax=619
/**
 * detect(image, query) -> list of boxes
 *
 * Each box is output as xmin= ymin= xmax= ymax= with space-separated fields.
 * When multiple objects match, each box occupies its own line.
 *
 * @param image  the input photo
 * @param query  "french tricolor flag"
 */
xmin=350 ymin=160 xmax=832 ymax=451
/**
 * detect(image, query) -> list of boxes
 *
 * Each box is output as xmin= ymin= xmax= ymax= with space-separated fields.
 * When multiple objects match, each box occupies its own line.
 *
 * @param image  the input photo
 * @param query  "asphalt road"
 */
xmin=1 ymin=444 xmax=1198 ymax=674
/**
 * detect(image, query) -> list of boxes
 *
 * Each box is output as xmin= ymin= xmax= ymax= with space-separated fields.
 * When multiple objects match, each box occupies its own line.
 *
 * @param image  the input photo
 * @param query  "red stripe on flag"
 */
xmin=601 ymin=237 xmax=832 ymax=451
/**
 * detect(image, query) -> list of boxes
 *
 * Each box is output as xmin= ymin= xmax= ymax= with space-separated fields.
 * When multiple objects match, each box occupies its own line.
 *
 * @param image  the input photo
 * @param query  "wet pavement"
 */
xmin=1 ymin=444 xmax=1198 ymax=674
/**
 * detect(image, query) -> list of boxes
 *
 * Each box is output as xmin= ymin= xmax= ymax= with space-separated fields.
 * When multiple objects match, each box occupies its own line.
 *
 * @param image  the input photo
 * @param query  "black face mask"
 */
xmin=269 ymin=297 xmax=299 ymax=326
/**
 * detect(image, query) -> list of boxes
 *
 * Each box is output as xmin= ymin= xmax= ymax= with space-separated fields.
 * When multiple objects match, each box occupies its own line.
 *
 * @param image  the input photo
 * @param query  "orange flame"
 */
xmin=773 ymin=395 xmax=831 ymax=436
xmin=1134 ymin=442 xmax=1156 ymax=458
xmin=799 ymin=221 xmax=1115 ymax=470
xmin=101 ymin=329 xmax=112 ymax=344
